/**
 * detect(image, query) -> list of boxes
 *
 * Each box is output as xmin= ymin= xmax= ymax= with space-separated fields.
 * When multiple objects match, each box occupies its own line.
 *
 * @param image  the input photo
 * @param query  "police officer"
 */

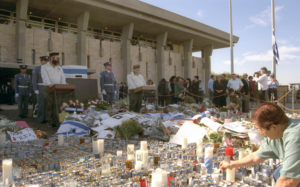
xmin=32 ymin=56 xmax=48 ymax=124
xmin=41 ymin=52 xmax=66 ymax=127
xmin=14 ymin=64 xmax=32 ymax=118
xmin=100 ymin=62 xmax=116 ymax=106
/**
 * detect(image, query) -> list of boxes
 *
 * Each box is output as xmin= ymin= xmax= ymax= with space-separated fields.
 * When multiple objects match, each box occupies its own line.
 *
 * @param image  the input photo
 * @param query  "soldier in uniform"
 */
xmin=127 ymin=65 xmax=146 ymax=112
xmin=100 ymin=62 xmax=116 ymax=106
xmin=41 ymin=52 xmax=66 ymax=127
xmin=32 ymin=56 xmax=48 ymax=124
xmin=14 ymin=64 xmax=32 ymax=118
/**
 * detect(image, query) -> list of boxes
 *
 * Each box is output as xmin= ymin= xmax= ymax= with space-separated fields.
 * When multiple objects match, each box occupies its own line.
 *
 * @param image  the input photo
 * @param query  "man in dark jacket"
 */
xmin=192 ymin=76 xmax=200 ymax=103
xmin=6 ymin=82 xmax=14 ymax=105
xmin=240 ymin=73 xmax=250 ymax=112
xmin=158 ymin=78 xmax=167 ymax=106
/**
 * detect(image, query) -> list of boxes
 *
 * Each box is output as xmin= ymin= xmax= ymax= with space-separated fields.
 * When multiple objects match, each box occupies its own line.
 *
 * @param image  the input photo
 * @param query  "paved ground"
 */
xmin=0 ymin=104 xmax=58 ymax=137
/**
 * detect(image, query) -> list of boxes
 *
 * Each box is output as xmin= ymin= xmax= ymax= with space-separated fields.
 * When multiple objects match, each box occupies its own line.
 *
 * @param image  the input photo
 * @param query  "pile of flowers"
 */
xmin=219 ymin=106 xmax=228 ymax=112
xmin=62 ymin=100 xmax=86 ymax=111
xmin=85 ymin=99 xmax=111 ymax=111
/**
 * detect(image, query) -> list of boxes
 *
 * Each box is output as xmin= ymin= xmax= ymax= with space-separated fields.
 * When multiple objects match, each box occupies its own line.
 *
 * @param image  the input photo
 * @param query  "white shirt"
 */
xmin=41 ymin=62 xmax=66 ymax=86
xmin=208 ymin=79 xmax=214 ymax=91
xmin=255 ymin=74 xmax=268 ymax=91
xmin=127 ymin=72 xmax=146 ymax=90
xmin=227 ymin=78 xmax=244 ymax=91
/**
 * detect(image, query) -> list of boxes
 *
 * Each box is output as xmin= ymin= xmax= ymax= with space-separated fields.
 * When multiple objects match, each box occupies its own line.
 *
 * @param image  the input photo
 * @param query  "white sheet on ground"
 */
xmin=200 ymin=117 xmax=222 ymax=132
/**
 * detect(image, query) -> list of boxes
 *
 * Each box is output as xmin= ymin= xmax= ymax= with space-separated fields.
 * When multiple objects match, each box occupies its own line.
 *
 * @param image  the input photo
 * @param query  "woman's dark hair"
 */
xmin=229 ymin=88 xmax=235 ymax=94
xmin=186 ymin=78 xmax=191 ymax=84
xmin=161 ymin=78 xmax=166 ymax=82
xmin=252 ymin=103 xmax=289 ymax=130
xmin=169 ymin=76 xmax=176 ymax=82
xmin=248 ymin=76 xmax=253 ymax=80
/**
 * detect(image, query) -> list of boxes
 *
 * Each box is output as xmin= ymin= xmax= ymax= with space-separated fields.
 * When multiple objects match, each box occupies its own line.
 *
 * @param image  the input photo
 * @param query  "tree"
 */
xmin=211 ymin=72 xmax=243 ymax=80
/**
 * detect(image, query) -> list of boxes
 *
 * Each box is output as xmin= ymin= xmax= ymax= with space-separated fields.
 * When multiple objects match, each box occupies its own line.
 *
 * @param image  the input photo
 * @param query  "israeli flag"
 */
xmin=272 ymin=30 xmax=280 ymax=64
xmin=55 ymin=121 xmax=90 ymax=136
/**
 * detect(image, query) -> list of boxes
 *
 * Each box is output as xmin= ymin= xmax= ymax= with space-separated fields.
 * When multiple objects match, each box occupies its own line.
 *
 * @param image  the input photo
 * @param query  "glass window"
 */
xmin=44 ymin=19 xmax=56 ymax=24
xmin=104 ymin=31 xmax=112 ymax=35
xmin=93 ymin=29 xmax=102 ymax=33
xmin=113 ymin=33 xmax=121 ymax=37
xmin=29 ymin=16 xmax=42 ymax=22
xmin=70 ymin=24 xmax=77 ymax=29
xmin=58 ymin=22 xmax=68 ymax=27
xmin=0 ymin=10 xmax=10 ymax=16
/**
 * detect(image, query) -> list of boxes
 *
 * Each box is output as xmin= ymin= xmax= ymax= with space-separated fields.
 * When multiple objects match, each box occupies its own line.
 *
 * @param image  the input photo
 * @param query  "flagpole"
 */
xmin=272 ymin=0 xmax=276 ymax=78
xmin=230 ymin=0 xmax=234 ymax=74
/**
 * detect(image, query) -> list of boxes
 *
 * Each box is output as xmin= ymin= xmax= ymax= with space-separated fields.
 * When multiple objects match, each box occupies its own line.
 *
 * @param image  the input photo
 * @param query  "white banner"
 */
xmin=7 ymin=128 xmax=38 ymax=142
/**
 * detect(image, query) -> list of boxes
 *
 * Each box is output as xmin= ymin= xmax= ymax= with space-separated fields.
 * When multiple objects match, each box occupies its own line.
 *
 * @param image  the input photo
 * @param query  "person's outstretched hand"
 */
xmin=219 ymin=161 xmax=231 ymax=172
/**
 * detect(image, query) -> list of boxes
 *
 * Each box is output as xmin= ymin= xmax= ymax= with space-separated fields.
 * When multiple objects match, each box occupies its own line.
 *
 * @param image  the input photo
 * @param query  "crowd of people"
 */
xmin=155 ymin=67 xmax=280 ymax=112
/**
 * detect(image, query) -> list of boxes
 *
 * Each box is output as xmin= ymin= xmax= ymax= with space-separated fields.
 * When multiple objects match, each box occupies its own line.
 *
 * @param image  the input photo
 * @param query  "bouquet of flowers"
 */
xmin=62 ymin=100 xmax=86 ymax=110
xmin=85 ymin=99 xmax=111 ymax=111
xmin=219 ymin=106 xmax=228 ymax=112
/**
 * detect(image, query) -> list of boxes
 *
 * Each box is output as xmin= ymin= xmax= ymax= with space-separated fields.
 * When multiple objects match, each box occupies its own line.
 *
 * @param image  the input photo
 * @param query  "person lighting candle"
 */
xmin=220 ymin=103 xmax=300 ymax=187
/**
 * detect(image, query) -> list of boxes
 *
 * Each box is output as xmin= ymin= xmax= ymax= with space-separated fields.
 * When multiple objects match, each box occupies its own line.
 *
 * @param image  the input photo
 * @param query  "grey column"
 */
xmin=122 ymin=23 xmax=134 ymax=82
xmin=202 ymin=45 xmax=213 ymax=96
xmin=16 ymin=0 xmax=28 ymax=62
xmin=156 ymin=32 xmax=168 ymax=82
xmin=77 ymin=11 xmax=90 ymax=66
xmin=183 ymin=39 xmax=193 ymax=79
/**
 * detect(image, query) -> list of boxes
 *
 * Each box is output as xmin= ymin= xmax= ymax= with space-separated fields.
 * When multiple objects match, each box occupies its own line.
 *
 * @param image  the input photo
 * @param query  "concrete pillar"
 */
xmin=16 ymin=0 xmax=28 ymax=63
xmin=77 ymin=11 xmax=90 ymax=66
xmin=183 ymin=39 xmax=193 ymax=79
xmin=202 ymin=45 xmax=214 ymax=95
xmin=122 ymin=23 xmax=134 ymax=82
xmin=156 ymin=32 xmax=168 ymax=82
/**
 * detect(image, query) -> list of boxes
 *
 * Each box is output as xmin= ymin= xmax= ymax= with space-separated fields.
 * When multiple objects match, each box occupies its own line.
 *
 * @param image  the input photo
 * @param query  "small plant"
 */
xmin=114 ymin=119 xmax=144 ymax=140
xmin=219 ymin=106 xmax=228 ymax=112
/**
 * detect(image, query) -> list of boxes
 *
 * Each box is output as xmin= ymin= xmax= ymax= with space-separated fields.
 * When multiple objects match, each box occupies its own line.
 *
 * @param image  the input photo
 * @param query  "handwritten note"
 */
xmin=7 ymin=128 xmax=38 ymax=142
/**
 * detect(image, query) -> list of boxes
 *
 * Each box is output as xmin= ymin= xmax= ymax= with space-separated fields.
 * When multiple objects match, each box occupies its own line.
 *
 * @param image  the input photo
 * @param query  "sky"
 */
xmin=140 ymin=0 xmax=300 ymax=85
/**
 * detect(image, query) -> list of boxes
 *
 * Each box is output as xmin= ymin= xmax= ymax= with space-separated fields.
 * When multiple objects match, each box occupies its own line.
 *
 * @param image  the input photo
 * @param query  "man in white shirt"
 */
xmin=254 ymin=67 xmax=268 ymax=102
xmin=127 ymin=65 xmax=146 ymax=112
xmin=227 ymin=73 xmax=244 ymax=94
xmin=41 ymin=52 xmax=66 ymax=127
xmin=207 ymin=75 xmax=215 ymax=103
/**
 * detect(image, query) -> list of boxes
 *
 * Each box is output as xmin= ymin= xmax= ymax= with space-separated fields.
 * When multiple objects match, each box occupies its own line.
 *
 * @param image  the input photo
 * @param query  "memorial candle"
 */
xmin=142 ymin=150 xmax=148 ymax=165
xmin=2 ymin=159 xmax=13 ymax=185
xmin=127 ymin=144 xmax=135 ymax=160
xmin=238 ymin=149 xmax=248 ymax=160
xmin=92 ymin=138 xmax=99 ymax=154
xmin=226 ymin=168 xmax=235 ymax=182
xmin=151 ymin=172 xmax=162 ymax=187
xmin=141 ymin=141 xmax=147 ymax=151
xmin=58 ymin=134 xmax=64 ymax=146
xmin=162 ymin=170 xmax=168 ymax=187
xmin=98 ymin=139 xmax=104 ymax=153
xmin=226 ymin=147 xmax=233 ymax=160
xmin=117 ymin=150 xmax=122 ymax=157
xmin=196 ymin=140 xmax=203 ymax=156
xmin=182 ymin=136 xmax=188 ymax=149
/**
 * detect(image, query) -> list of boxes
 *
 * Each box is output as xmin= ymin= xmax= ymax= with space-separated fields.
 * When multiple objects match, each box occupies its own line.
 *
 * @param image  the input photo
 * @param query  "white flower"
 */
xmin=62 ymin=103 xmax=67 ymax=107
xmin=80 ymin=103 xmax=84 ymax=107
xmin=69 ymin=100 xmax=73 ymax=104
xmin=88 ymin=102 xmax=91 ymax=104
xmin=76 ymin=100 xmax=79 ymax=103
xmin=73 ymin=103 xmax=76 ymax=106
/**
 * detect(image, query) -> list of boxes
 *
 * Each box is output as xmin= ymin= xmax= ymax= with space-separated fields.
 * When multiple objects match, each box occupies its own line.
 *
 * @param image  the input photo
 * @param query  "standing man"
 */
xmin=255 ymin=67 xmax=269 ymax=103
xmin=32 ymin=56 xmax=48 ymax=124
xmin=41 ymin=52 xmax=66 ymax=127
xmin=127 ymin=65 xmax=146 ymax=112
xmin=100 ymin=62 xmax=116 ymax=106
xmin=192 ymin=76 xmax=200 ymax=103
xmin=240 ymin=73 xmax=250 ymax=112
xmin=114 ymin=81 xmax=120 ymax=102
xmin=199 ymin=80 xmax=204 ymax=103
xmin=227 ymin=73 xmax=244 ymax=95
xmin=6 ymin=81 xmax=13 ymax=105
xmin=208 ymin=75 xmax=215 ymax=103
xmin=119 ymin=82 xmax=124 ymax=100
xmin=14 ymin=64 xmax=31 ymax=118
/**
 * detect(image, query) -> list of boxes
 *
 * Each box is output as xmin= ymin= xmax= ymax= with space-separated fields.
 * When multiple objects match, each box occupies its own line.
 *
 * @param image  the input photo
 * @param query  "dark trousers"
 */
xmin=259 ymin=90 xmax=266 ymax=102
xmin=104 ymin=93 xmax=114 ymax=106
xmin=18 ymin=95 xmax=29 ymax=117
xmin=158 ymin=96 xmax=166 ymax=106
xmin=192 ymin=90 xmax=199 ymax=103
xmin=268 ymin=89 xmax=278 ymax=101
xmin=37 ymin=94 xmax=46 ymax=123
xmin=199 ymin=91 xmax=204 ymax=103
xmin=214 ymin=95 xmax=226 ymax=108
xmin=129 ymin=91 xmax=143 ymax=112
xmin=44 ymin=86 xmax=59 ymax=125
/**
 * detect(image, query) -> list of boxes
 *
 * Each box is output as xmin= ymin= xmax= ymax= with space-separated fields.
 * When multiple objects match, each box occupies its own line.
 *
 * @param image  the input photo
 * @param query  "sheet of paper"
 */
xmin=222 ymin=122 xmax=248 ymax=133
xmin=162 ymin=121 xmax=174 ymax=130
xmin=15 ymin=121 xmax=30 ymax=128
xmin=248 ymin=131 xmax=266 ymax=145
xmin=97 ymin=130 xmax=115 ymax=139
xmin=200 ymin=118 xmax=222 ymax=132
xmin=192 ymin=114 xmax=202 ymax=120
xmin=169 ymin=121 xmax=208 ymax=145
xmin=7 ymin=128 xmax=38 ymax=142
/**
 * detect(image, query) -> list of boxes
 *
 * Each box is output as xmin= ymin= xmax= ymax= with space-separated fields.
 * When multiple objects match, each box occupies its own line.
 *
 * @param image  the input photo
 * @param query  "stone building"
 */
xmin=0 ymin=0 xmax=239 ymax=95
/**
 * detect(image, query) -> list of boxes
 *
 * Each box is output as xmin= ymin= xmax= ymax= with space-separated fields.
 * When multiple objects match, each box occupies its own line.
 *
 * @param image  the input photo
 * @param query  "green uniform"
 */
xmin=174 ymin=82 xmax=184 ymax=98
xmin=229 ymin=94 xmax=241 ymax=109
xmin=256 ymin=118 xmax=300 ymax=179
xmin=184 ymin=96 xmax=196 ymax=104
